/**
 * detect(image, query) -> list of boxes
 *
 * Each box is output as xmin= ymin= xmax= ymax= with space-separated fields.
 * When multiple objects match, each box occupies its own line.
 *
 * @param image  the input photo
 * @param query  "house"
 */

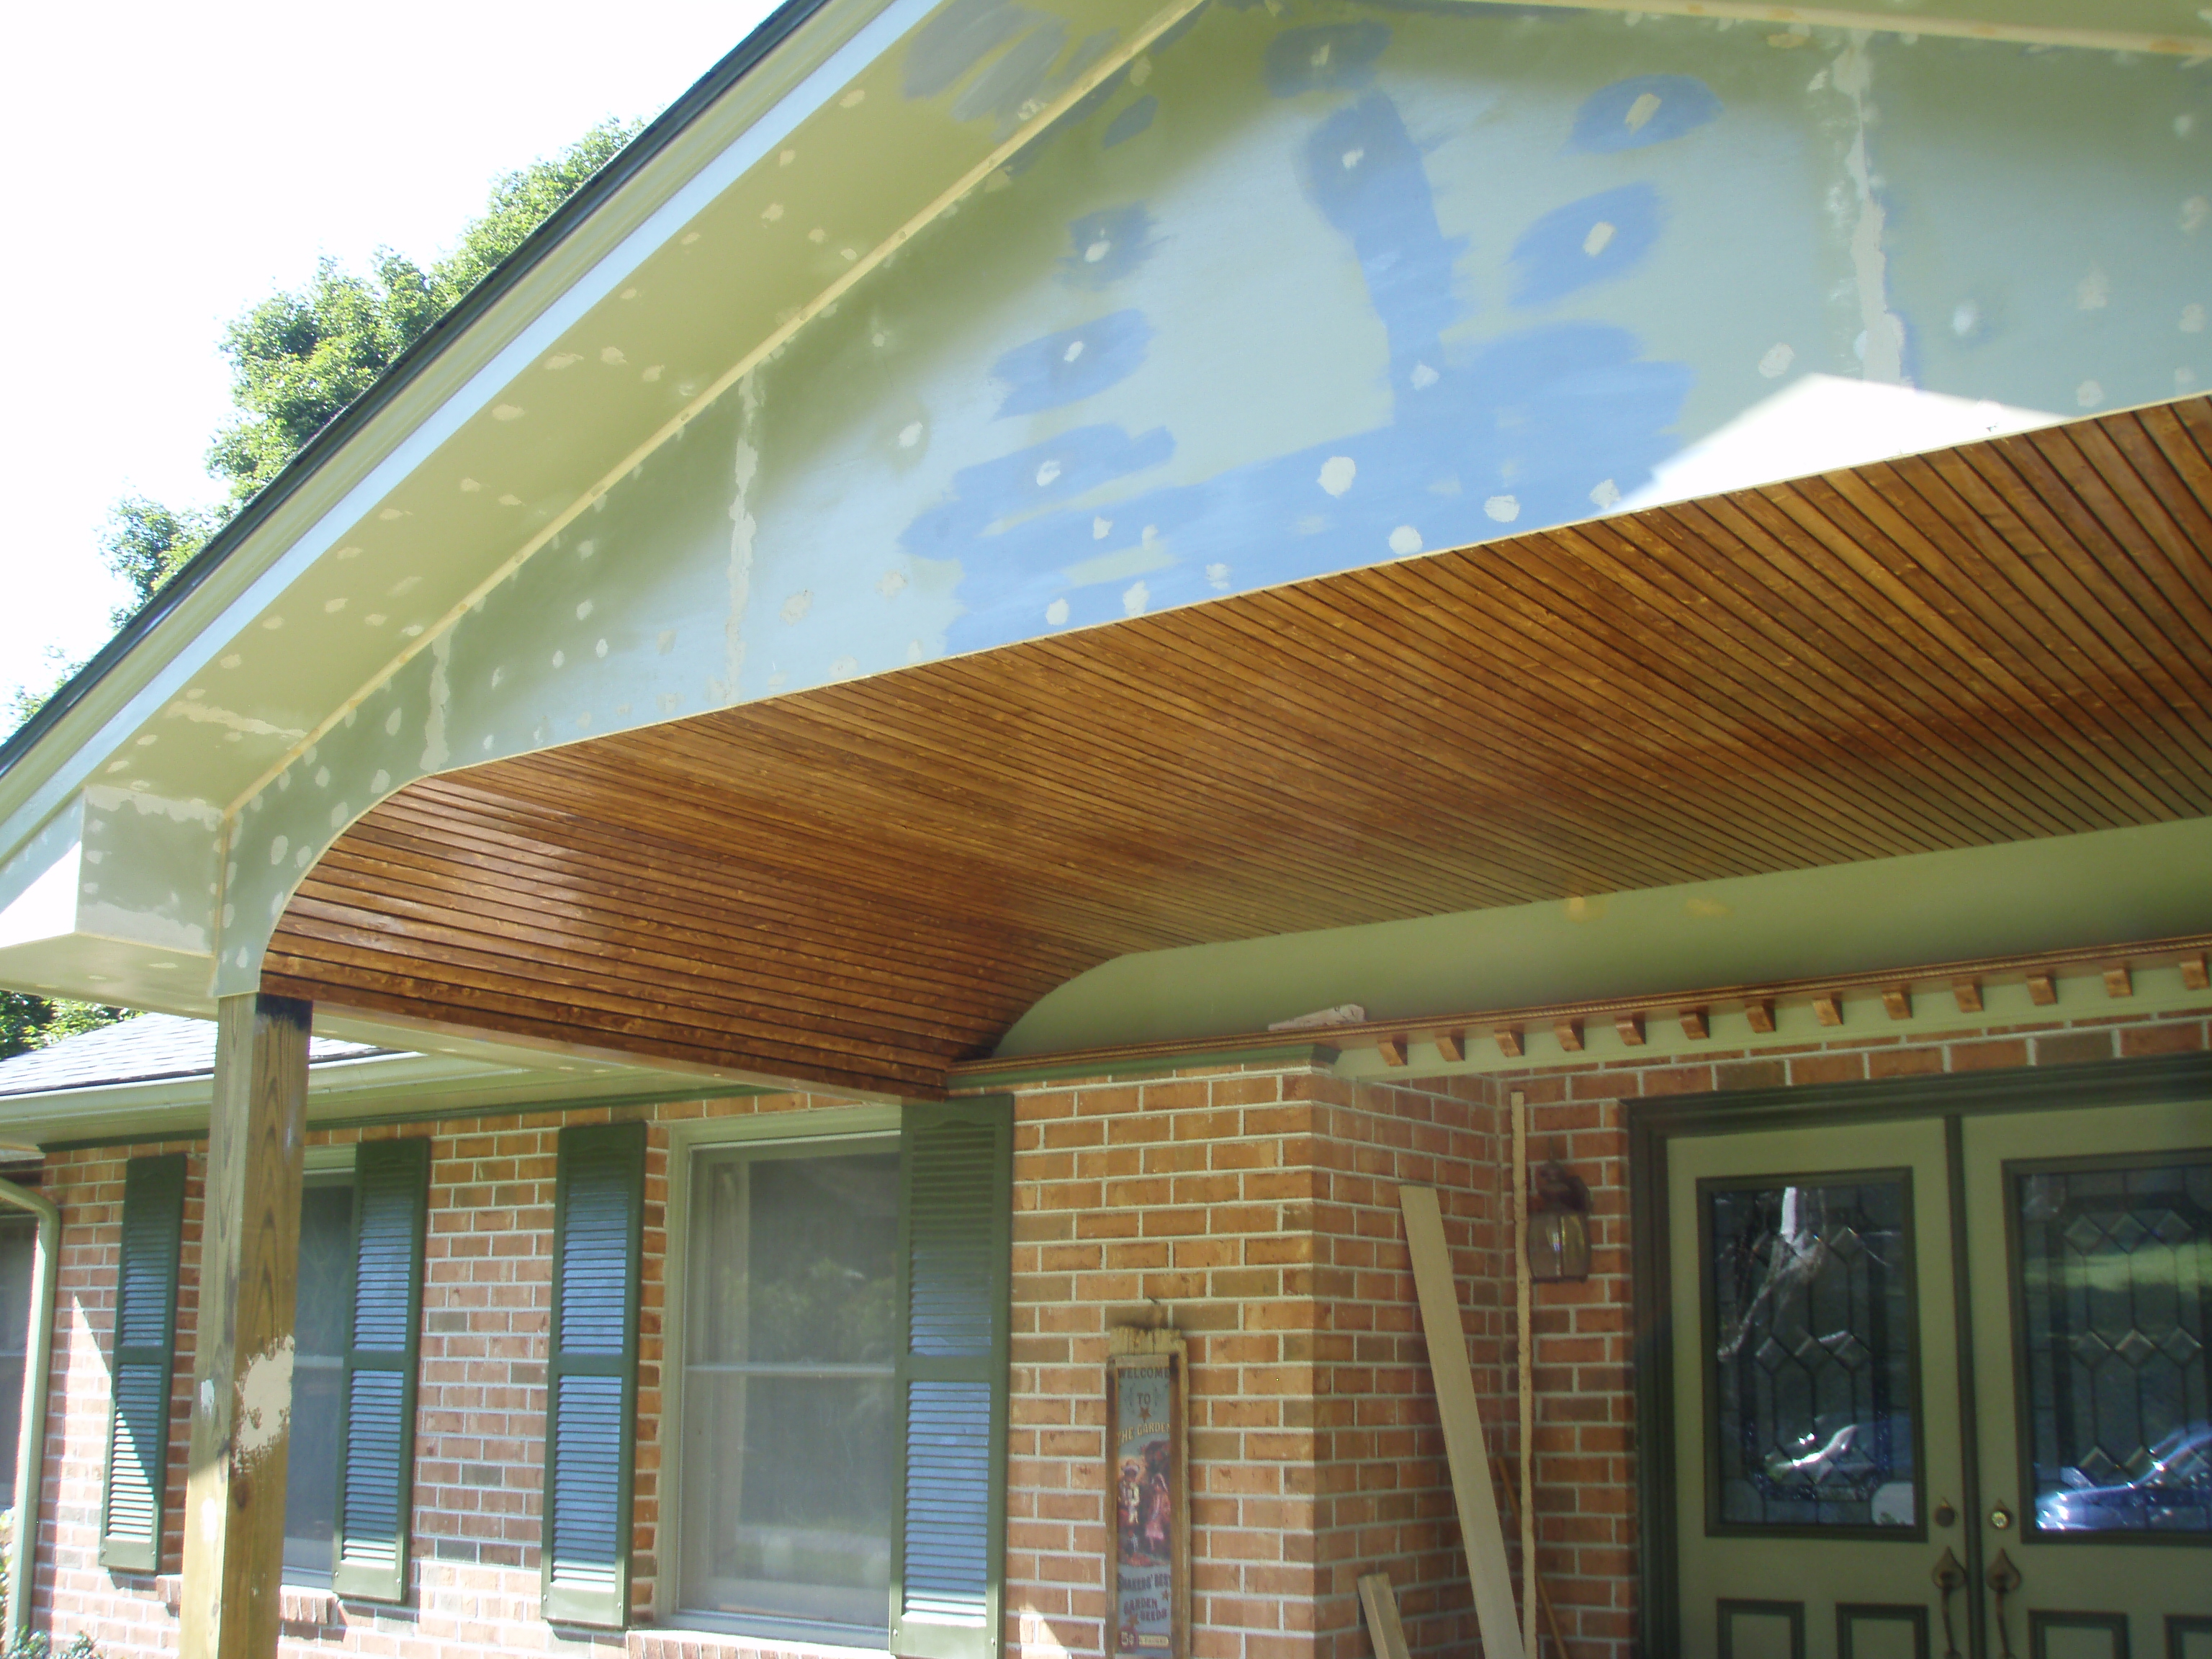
xmin=1 ymin=1 xmax=2208 ymax=1657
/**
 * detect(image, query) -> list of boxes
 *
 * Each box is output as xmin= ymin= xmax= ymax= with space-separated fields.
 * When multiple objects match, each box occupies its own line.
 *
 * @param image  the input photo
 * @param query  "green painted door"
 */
xmin=1668 ymin=1100 xmax=2210 ymax=1659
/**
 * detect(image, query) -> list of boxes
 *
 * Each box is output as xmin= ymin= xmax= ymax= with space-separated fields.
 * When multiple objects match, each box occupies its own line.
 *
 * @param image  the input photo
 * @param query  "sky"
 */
xmin=1 ymin=0 xmax=783 ymax=716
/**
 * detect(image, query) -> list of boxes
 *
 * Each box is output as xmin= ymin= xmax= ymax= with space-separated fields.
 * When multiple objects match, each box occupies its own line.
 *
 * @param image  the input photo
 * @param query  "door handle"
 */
xmin=1932 ymin=1547 xmax=1967 ymax=1659
xmin=1987 ymin=1548 xmax=2022 ymax=1659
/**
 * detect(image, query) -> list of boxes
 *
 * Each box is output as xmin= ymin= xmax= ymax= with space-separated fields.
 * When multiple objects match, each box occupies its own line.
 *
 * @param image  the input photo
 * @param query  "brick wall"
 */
xmin=32 ymin=1091 xmax=852 ymax=1659
xmin=998 ymin=1065 xmax=1500 ymax=1659
xmin=37 ymin=1139 xmax=205 ymax=1655
xmin=22 ymin=1001 xmax=2207 ymax=1659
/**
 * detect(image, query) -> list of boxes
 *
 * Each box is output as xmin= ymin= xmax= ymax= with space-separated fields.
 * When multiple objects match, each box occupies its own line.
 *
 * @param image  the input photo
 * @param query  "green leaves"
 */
xmin=9 ymin=118 xmax=646 ymax=747
xmin=101 ymin=495 xmax=226 ymax=622
xmin=104 ymin=116 xmax=646 ymax=616
xmin=209 ymin=117 xmax=642 ymax=507
xmin=0 ymin=992 xmax=133 ymax=1060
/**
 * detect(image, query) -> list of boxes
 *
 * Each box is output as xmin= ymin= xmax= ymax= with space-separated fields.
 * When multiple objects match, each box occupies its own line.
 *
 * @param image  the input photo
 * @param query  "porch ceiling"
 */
xmin=261 ymin=397 xmax=2212 ymax=1098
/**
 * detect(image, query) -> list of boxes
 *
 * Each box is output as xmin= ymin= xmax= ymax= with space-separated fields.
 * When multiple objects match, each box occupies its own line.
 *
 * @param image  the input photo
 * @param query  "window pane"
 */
xmin=284 ymin=1179 xmax=354 ymax=1581
xmin=2018 ymin=1156 xmax=2211 ymax=1536
xmin=0 ymin=1214 xmax=39 ymax=1495
xmin=1706 ymin=1175 xmax=1919 ymax=1530
xmin=682 ymin=1144 xmax=899 ymax=1635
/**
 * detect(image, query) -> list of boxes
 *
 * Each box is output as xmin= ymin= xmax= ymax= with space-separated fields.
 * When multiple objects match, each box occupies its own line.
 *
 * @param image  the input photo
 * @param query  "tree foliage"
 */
xmin=0 ymin=992 xmax=131 ymax=1061
xmin=1 ymin=118 xmax=642 ymax=1059
xmin=208 ymin=118 xmax=639 ymax=504
xmin=100 ymin=495 xmax=229 ymax=624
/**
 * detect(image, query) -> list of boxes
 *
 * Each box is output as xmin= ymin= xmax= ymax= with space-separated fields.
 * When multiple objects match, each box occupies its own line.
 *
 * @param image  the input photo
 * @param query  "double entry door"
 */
xmin=1666 ymin=1087 xmax=2209 ymax=1659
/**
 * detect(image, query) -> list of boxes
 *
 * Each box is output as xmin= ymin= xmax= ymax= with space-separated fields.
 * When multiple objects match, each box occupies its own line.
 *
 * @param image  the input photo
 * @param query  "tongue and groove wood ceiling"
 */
xmin=261 ymin=397 xmax=2212 ymax=1098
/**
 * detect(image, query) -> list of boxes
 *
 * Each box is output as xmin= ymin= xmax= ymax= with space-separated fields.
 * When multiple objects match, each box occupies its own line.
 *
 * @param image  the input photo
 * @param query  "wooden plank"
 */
xmin=1398 ymin=1185 xmax=1526 ymax=1659
xmin=1357 ymin=1573 xmax=1411 ymax=1659
xmin=180 ymin=993 xmax=310 ymax=1659
xmin=1891 ymin=445 xmax=2212 ymax=801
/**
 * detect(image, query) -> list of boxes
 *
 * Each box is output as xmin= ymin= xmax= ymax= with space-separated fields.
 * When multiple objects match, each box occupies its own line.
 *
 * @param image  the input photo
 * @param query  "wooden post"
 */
xmin=180 ymin=993 xmax=310 ymax=1659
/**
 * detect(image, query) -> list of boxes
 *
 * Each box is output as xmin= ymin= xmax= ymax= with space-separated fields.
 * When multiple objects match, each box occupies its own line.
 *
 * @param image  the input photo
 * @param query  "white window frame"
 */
xmin=656 ymin=1104 xmax=905 ymax=1645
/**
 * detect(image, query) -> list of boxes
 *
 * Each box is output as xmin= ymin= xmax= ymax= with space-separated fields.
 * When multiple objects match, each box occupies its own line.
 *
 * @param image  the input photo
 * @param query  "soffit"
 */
xmin=259 ymin=395 xmax=2212 ymax=1097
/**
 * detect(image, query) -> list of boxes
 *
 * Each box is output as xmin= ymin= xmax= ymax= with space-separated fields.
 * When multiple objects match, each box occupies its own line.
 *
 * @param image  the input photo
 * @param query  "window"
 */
xmin=284 ymin=1174 xmax=355 ymax=1583
xmin=676 ymin=1137 xmax=901 ymax=1639
xmin=0 ymin=1210 xmax=37 ymax=1497
xmin=543 ymin=1102 xmax=1013 ymax=1652
xmin=283 ymin=1140 xmax=431 ymax=1599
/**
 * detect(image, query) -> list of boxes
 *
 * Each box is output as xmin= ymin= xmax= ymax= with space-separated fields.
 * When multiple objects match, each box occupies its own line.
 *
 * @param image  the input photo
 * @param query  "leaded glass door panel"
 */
xmin=1666 ymin=1093 xmax=2211 ymax=1659
xmin=1959 ymin=1100 xmax=2211 ymax=1659
xmin=1671 ymin=1116 xmax=1967 ymax=1659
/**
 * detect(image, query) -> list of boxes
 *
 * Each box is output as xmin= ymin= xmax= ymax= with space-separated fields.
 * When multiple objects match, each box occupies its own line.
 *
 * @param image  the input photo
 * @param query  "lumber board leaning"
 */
xmin=1357 ymin=1573 xmax=1413 ymax=1659
xmin=1399 ymin=1184 xmax=1527 ymax=1659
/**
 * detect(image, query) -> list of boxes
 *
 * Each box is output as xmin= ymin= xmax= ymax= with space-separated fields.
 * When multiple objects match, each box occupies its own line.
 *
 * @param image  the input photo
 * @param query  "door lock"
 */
xmin=1988 ymin=1502 xmax=2014 ymax=1530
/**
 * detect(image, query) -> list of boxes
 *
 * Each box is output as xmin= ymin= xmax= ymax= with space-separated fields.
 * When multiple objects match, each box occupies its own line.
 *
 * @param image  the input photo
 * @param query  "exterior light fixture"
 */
xmin=1527 ymin=1160 xmax=1592 ymax=1283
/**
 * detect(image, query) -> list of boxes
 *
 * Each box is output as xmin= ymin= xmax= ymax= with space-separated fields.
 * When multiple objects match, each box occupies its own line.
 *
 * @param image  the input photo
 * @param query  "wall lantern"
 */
xmin=1527 ymin=1160 xmax=1592 ymax=1283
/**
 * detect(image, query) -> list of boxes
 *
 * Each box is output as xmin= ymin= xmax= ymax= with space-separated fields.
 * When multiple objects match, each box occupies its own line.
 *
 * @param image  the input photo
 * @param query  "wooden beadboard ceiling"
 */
xmin=264 ymin=397 xmax=2212 ymax=1097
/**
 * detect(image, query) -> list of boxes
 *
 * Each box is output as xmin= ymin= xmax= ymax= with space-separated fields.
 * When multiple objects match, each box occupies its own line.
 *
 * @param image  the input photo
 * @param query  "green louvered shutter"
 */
xmin=100 ymin=1153 xmax=186 ymax=1573
xmin=333 ymin=1138 xmax=431 ymax=1601
xmin=542 ymin=1121 xmax=645 ymax=1628
xmin=891 ymin=1099 xmax=1013 ymax=1659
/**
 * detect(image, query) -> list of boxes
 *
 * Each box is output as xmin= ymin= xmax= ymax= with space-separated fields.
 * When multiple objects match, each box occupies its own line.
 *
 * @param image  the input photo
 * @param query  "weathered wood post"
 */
xmin=179 ymin=993 xmax=310 ymax=1659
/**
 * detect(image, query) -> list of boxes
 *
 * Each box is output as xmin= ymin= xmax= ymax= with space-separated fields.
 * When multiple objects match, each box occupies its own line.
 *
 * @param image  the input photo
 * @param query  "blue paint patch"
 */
xmin=1060 ymin=206 xmax=1162 ymax=289
xmin=1264 ymin=23 xmax=1391 ymax=97
xmin=1510 ymin=183 xmax=1663 ymax=305
xmin=1302 ymin=92 xmax=1465 ymax=379
xmin=992 ymin=311 xmax=1156 ymax=416
xmin=1102 ymin=94 xmax=1157 ymax=147
xmin=908 ymin=89 xmax=1692 ymax=654
xmin=904 ymin=0 xmax=1036 ymax=99
xmin=901 ymin=425 xmax=1177 ymax=567
xmin=1570 ymin=74 xmax=1721 ymax=153
xmin=953 ymin=19 xmax=1067 ymax=125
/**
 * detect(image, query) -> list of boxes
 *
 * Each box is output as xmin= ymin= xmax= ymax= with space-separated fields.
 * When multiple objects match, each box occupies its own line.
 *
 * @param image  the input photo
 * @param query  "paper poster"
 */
xmin=1112 ymin=1354 xmax=1177 ymax=1656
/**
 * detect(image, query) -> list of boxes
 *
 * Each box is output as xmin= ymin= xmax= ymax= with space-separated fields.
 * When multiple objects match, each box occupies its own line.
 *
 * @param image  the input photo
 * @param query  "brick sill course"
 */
xmin=153 ymin=1575 xmax=341 ymax=1629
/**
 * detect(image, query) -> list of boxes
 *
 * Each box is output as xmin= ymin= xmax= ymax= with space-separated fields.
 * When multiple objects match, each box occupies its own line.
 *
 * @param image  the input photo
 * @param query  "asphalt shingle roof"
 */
xmin=0 ymin=1013 xmax=388 ymax=1098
